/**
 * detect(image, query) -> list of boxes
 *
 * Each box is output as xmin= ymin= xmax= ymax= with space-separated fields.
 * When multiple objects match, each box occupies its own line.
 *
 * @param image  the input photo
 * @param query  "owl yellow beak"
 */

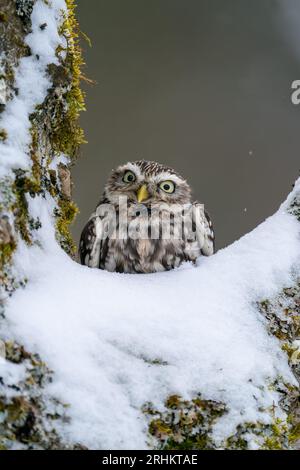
xmin=137 ymin=184 xmax=149 ymax=203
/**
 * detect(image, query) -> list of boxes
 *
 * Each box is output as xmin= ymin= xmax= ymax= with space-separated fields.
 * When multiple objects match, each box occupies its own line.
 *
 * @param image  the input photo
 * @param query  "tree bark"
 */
xmin=0 ymin=0 xmax=85 ymax=449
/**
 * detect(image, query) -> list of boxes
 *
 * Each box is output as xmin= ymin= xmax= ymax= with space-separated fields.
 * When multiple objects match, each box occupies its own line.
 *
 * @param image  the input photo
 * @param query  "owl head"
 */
xmin=105 ymin=160 xmax=191 ymax=206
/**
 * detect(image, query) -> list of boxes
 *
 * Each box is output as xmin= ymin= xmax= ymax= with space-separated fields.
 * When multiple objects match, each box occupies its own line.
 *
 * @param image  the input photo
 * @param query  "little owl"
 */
xmin=79 ymin=160 xmax=215 ymax=273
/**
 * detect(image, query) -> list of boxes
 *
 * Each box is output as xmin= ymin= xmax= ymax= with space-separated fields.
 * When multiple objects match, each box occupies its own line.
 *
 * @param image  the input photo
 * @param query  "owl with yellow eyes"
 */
xmin=79 ymin=160 xmax=215 ymax=273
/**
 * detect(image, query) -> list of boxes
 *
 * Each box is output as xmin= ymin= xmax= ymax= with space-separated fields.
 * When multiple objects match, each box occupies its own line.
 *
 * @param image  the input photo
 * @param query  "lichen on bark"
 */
xmin=144 ymin=276 xmax=300 ymax=450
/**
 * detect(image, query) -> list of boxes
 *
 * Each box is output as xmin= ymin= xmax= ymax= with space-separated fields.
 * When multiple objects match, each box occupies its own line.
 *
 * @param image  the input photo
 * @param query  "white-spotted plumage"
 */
xmin=79 ymin=160 xmax=215 ymax=273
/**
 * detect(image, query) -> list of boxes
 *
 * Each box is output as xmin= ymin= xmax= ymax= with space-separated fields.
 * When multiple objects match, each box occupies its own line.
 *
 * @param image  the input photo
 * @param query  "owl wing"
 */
xmin=79 ymin=215 xmax=105 ymax=268
xmin=79 ymin=195 xmax=115 ymax=268
xmin=192 ymin=202 xmax=215 ymax=255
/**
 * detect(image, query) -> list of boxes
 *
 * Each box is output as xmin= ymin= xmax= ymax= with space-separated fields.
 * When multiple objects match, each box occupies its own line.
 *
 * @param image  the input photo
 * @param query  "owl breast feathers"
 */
xmin=79 ymin=160 xmax=215 ymax=273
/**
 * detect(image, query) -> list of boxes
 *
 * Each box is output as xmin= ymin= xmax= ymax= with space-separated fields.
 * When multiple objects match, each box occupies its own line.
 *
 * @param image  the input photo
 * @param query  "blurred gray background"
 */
xmin=72 ymin=0 xmax=300 ymax=249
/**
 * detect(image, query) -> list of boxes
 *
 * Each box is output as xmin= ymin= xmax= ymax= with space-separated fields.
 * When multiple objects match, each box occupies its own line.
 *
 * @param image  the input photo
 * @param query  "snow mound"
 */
xmin=3 ymin=181 xmax=300 ymax=449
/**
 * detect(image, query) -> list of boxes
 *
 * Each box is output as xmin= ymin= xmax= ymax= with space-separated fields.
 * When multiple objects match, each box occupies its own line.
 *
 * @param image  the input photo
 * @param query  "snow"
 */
xmin=0 ymin=0 xmax=67 ymax=177
xmin=2 ymin=179 xmax=300 ymax=449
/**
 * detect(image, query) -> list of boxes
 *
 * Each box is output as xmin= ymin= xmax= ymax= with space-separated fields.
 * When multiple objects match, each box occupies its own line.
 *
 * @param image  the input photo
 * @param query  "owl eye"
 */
xmin=159 ymin=180 xmax=175 ymax=193
xmin=122 ymin=170 xmax=136 ymax=183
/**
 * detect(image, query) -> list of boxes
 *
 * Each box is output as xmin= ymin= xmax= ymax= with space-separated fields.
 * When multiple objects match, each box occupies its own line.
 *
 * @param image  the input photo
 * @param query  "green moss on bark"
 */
xmin=0 ymin=129 xmax=7 ymax=141
xmin=51 ymin=0 xmax=86 ymax=158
